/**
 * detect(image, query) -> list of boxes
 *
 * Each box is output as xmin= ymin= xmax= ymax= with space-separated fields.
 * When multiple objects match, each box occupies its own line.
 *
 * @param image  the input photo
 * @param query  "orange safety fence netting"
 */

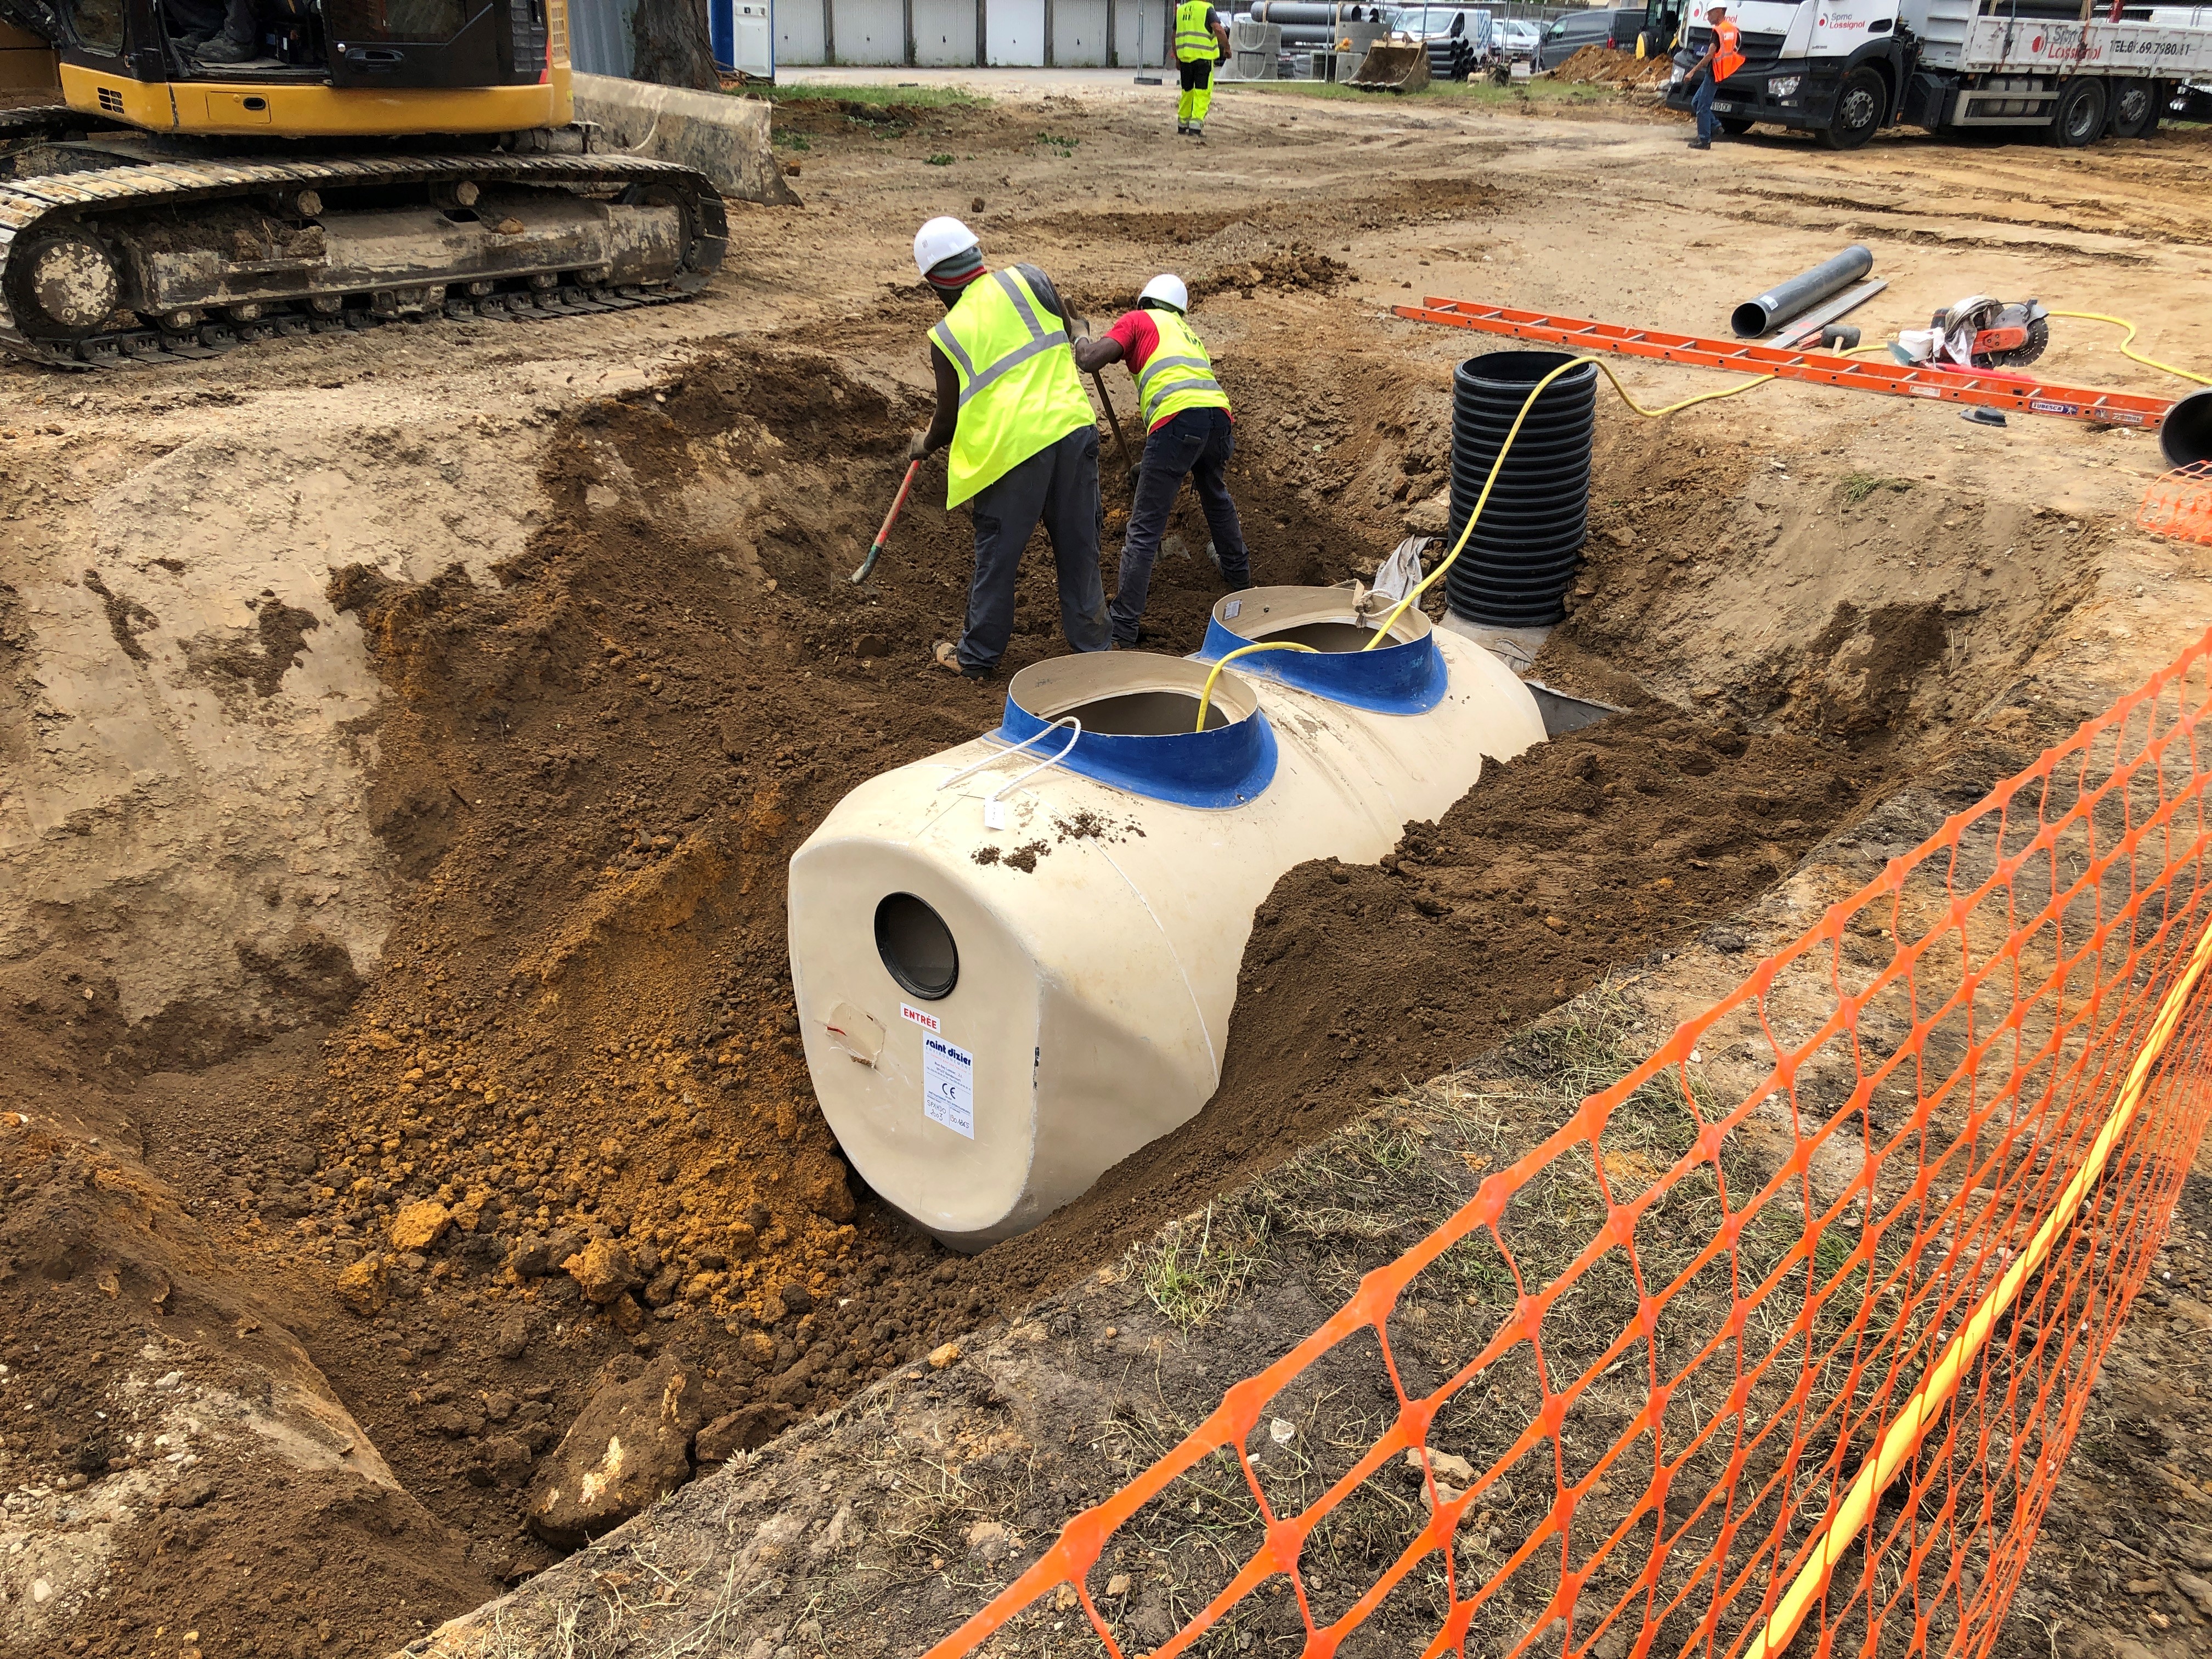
xmin=2138 ymin=462 xmax=2212 ymax=548
xmin=923 ymin=623 xmax=2212 ymax=1659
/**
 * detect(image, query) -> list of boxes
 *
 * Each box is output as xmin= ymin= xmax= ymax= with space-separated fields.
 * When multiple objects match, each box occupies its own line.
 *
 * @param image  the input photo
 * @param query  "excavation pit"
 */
xmin=0 ymin=114 xmax=2162 ymax=1650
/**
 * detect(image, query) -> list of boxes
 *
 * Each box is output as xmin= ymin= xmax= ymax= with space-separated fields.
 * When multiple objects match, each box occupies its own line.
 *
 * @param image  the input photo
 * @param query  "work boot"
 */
xmin=195 ymin=31 xmax=257 ymax=61
xmin=1177 ymin=121 xmax=1189 ymax=133
xmin=1190 ymin=122 xmax=1204 ymax=137
xmin=1687 ymin=137 xmax=1711 ymax=149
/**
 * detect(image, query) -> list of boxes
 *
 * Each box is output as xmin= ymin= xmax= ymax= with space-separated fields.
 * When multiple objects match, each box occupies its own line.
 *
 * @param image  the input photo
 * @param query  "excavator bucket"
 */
xmin=569 ymin=73 xmax=801 ymax=207
xmin=1347 ymin=39 xmax=1432 ymax=91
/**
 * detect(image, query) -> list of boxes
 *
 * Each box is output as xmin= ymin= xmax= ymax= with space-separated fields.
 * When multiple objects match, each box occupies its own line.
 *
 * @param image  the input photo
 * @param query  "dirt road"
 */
xmin=2 ymin=75 xmax=2208 ymax=1658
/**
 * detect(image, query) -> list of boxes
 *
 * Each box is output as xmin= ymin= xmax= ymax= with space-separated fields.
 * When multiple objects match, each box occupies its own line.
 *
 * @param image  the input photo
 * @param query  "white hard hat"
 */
xmin=1138 ymin=273 xmax=1189 ymax=313
xmin=913 ymin=216 xmax=980 ymax=279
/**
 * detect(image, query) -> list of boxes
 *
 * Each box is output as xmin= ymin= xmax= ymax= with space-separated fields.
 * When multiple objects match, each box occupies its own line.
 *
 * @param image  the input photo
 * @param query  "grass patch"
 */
xmin=1133 ymin=1203 xmax=1271 ymax=1329
xmin=751 ymin=81 xmax=988 ymax=108
xmin=1839 ymin=472 xmax=1915 ymax=506
xmin=1036 ymin=129 xmax=1081 ymax=155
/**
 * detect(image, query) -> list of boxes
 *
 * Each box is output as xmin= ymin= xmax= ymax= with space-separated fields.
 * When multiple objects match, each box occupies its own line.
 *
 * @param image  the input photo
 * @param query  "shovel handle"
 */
xmin=1091 ymin=370 xmax=1135 ymax=471
xmin=850 ymin=458 xmax=924 ymax=585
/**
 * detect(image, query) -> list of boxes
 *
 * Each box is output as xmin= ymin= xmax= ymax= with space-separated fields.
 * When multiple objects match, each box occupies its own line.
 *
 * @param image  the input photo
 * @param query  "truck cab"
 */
xmin=1663 ymin=0 xmax=1911 ymax=148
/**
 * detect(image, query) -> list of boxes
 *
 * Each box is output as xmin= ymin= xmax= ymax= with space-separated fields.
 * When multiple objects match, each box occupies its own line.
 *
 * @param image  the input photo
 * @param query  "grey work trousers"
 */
xmin=957 ymin=424 xmax=1111 ymax=674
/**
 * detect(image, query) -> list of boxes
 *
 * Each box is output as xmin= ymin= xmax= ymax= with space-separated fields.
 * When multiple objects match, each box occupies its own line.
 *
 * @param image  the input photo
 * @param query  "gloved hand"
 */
xmin=907 ymin=430 xmax=932 ymax=462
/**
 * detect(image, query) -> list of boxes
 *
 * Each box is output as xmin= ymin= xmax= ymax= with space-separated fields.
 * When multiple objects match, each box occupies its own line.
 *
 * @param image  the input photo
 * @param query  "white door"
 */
xmin=1052 ymin=0 xmax=1108 ymax=63
xmin=913 ymin=0 xmax=977 ymax=63
xmin=778 ymin=0 xmax=826 ymax=63
xmin=732 ymin=0 xmax=773 ymax=74
xmin=986 ymin=0 xmax=1045 ymax=63
xmin=836 ymin=0 xmax=906 ymax=61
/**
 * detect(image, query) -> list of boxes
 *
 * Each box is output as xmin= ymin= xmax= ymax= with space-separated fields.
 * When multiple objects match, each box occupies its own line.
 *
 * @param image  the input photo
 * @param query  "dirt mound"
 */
xmin=1548 ymin=44 xmax=1673 ymax=86
xmin=0 ymin=1019 xmax=495 ymax=1657
xmin=1188 ymin=243 xmax=1356 ymax=302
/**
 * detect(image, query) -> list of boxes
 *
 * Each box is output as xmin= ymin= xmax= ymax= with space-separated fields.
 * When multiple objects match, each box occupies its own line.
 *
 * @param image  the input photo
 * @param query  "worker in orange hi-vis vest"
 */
xmin=1686 ymin=1 xmax=1745 ymax=150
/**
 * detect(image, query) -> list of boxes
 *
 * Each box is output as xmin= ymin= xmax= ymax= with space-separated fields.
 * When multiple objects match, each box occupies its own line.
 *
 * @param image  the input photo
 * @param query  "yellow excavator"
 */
xmin=0 ymin=0 xmax=730 ymax=367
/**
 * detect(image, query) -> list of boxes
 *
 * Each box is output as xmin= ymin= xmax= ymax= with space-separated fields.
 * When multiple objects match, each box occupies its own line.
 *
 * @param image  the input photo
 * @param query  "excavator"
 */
xmin=0 ymin=0 xmax=736 ymax=367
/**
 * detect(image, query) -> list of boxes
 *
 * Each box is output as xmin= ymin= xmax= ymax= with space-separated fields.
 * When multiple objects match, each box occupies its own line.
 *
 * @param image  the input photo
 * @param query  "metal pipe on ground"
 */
xmin=1731 ymin=244 xmax=1873 ymax=340
xmin=1764 ymin=277 xmax=1886 ymax=349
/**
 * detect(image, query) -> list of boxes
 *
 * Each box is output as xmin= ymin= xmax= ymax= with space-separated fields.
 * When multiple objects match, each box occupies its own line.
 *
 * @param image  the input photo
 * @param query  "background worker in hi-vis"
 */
xmin=1172 ymin=0 xmax=1232 ymax=136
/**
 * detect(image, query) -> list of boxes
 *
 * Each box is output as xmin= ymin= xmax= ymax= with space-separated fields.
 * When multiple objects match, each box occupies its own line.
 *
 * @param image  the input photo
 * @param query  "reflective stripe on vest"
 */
xmin=1175 ymin=0 xmax=1216 ymax=60
xmin=928 ymin=268 xmax=1094 ymax=509
xmin=1135 ymin=309 xmax=1231 ymax=428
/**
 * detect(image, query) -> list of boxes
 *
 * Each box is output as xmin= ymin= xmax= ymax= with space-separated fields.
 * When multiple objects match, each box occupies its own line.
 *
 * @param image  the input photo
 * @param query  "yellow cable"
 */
xmin=2046 ymin=309 xmax=2212 ymax=387
xmin=1751 ymin=910 xmax=2212 ymax=1659
xmin=1190 ymin=640 xmax=1317 ymax=733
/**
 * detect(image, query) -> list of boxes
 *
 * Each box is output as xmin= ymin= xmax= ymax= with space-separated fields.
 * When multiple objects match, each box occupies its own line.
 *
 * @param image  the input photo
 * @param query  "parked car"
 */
xmin=1533 ymin=5 xmax=1646 ymax=67
xmin=1496 ymin=16 xmax=1541 ymax=58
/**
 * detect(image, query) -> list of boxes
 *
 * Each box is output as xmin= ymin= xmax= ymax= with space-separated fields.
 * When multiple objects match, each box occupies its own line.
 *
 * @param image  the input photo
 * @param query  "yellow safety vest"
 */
xmin=1175 ymin=0 xmax=1217 ymax=61
xmin=1136 ymin=308 xmax=1231 ymax=429
xmin=929 ymin=268 xmax=1094 ymax=509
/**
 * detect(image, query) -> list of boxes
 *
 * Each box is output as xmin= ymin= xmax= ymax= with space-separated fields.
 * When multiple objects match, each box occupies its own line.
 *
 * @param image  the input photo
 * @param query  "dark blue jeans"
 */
xmin=1692 ymin=74 xmax=1719 ymax=140
xmin=1111 ymin=406 xmax=1249 ymax=645
xmin=961 ymin=425 xmax=1110 ymax=673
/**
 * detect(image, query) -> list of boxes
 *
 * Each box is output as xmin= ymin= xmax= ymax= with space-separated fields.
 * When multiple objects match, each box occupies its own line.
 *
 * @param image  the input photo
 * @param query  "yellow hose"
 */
xmin=1359 ymin=355 xmax=1781 ymax=651
xmin=1751 ymin=911 xmax=2212 ymax=1659
xmin=2045 ymin=309 xmax=2212 ymax=387
xmin=1191 ymin=640 xmax=1317 ymax=733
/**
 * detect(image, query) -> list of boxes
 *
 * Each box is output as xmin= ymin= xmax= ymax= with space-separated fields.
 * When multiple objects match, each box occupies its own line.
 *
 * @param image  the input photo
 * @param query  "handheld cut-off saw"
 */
xmin=1891 ymin=296 xmax=2052 ymax=371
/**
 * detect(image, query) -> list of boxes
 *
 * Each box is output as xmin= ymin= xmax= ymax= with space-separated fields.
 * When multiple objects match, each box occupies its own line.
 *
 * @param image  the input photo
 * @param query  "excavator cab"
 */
xmin=7 ymin=0 xmax=565 ymax=133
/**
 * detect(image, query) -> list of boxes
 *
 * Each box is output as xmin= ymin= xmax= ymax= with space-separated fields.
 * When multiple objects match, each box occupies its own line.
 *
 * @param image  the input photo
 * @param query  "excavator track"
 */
xmin=0 ymin=150 xmax=729 ymax=370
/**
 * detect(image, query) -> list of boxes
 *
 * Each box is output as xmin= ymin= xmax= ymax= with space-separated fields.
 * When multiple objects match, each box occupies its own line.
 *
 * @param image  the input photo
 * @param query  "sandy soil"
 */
xmin=3 ymin=74 xmax=2210 ymax=1657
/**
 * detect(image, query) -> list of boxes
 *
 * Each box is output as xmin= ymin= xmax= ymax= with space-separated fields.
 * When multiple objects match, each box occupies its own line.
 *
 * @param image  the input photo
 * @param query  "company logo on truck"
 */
xmin=2028 ymin=27 xmax=2101 ymax=61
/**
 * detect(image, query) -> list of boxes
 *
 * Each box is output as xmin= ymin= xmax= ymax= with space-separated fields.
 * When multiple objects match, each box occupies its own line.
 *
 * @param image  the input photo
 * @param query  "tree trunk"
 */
xmin=630 ymin=0 xmax=719 ymax=89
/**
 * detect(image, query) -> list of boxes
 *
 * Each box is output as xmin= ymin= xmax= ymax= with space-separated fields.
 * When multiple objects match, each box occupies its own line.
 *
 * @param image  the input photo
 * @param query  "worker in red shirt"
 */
xmin=1074 ymin=274 xmax=1250 ymax=647
xmin=1686 ymin=1 xmax=1745 ymax=150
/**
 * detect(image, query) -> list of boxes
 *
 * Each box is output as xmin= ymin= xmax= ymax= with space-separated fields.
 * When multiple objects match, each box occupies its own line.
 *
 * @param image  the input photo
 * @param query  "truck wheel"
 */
xmin=2046 ymin=77 xmax=2107 ymax=146
xmin=1719 ymin=115 xmax=1754 ymax=133
xmin=1821 ymin=66 xmax=1884 ymax=149
xmin=2109 ymin=77 xmax=2158 ymax=138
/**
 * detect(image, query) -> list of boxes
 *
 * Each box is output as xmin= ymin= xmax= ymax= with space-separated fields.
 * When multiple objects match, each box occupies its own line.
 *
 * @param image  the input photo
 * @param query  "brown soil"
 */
xmin=4 ymin=77 xmax=2208 ymax=1659
xmin=1548 ymin=44 xmax=1677 ymax=88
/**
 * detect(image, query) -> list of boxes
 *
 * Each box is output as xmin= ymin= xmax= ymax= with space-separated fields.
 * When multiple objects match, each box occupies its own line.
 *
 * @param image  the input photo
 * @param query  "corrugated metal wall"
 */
xmin=776 ymin=0 xmax=1175 ymax=64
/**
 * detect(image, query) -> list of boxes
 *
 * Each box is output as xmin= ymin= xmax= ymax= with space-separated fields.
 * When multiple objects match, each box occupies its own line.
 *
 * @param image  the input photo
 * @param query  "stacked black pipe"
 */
xmin=1443 ymin=350 xmax=1596 ymax=628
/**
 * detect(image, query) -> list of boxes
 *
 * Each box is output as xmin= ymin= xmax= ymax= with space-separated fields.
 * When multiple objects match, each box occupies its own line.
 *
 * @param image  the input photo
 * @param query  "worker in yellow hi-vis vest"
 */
xmin=906 ymin=215 xmax=1110 ymax=679
xmin=1173 ymin=0 xmax=1232 ymax=137
xmin=1075 ymin=273 xmax=1248 ymax=646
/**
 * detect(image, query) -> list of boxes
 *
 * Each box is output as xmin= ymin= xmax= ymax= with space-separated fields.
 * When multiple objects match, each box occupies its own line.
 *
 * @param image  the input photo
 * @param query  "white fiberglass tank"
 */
xmin=787 ymin=592 xmax=1545 ymax=1249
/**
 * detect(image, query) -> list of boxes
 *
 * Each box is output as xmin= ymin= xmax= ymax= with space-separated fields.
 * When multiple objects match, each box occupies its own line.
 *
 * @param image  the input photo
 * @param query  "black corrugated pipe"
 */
xmin=1444 ymin=350 xmax=1598 ymax=629
xmin=2162 ymin=388 xmax=2212 ymax=469
xmin=1730 ymin=244 xmax=1873 ymax=339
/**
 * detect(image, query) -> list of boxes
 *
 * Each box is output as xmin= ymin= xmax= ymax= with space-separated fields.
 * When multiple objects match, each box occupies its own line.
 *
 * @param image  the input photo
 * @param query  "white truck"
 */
xmin=1660 ymin=0 xmax=2212 ymax=147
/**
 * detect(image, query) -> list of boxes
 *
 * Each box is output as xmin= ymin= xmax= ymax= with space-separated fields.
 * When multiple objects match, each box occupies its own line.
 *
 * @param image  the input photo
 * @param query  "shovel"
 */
xmin=850 ymin=458 xmax=923 ymax=584
xmin=1091 ymin=370 xmax=1135 ymax=471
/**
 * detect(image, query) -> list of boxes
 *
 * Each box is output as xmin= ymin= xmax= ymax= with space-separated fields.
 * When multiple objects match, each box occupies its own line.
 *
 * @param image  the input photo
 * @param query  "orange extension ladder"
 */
xmin=1393 ymin=297 xmax=2179 ymax=435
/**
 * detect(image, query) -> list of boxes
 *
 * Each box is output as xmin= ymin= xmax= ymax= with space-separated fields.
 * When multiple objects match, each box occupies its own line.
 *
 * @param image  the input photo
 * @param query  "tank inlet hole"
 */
xmin=875 ymin=893 xmax=958 ymax=1001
